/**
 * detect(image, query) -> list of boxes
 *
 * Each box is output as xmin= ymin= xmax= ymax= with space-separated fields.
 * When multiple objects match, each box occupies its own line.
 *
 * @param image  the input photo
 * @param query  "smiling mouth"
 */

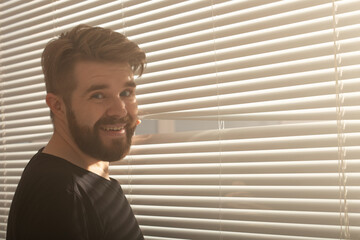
xmin=99 ymin=126 xmax=126 ymax=138
xmin=101 ymin=126 xmax=125 ymax=131
xmin=99 ymin=124 xmax=127 ymax=135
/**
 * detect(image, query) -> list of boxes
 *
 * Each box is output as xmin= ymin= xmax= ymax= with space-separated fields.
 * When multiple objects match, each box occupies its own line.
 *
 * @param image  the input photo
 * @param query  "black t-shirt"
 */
xmin=6 ymin=149 xmax=144 ymax=240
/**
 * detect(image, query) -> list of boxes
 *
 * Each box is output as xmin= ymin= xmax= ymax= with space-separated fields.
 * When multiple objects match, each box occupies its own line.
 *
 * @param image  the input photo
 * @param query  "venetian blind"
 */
xmin=1 ymin=0 xmax=360 ymax=240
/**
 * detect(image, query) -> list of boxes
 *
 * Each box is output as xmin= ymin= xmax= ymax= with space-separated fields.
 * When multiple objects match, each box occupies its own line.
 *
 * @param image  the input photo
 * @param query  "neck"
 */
xmin=43 ymin=129 xmax=110 ymax=180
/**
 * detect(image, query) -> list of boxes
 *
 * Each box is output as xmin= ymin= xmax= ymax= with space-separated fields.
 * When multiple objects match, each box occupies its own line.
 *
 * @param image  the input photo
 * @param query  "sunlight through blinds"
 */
xmin=1 ymin=0 xmax=360 ymax=239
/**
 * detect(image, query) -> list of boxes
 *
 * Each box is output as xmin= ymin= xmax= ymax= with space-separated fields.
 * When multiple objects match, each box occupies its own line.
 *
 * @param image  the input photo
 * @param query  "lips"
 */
xmin=96 ymin=116 xmax=134 ymax=137
xmin=101 ymin=126 xmax=125 ymax=131
xmin=99 ymin=125 xmax=126 ymax=138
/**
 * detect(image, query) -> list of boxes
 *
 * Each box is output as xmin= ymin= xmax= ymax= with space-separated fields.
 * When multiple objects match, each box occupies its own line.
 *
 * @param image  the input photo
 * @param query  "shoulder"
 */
xmin=7 ymin=151 xmax=100 ymax=239
xmin=20 ymin=151 xmax=77 ymax=192
xmin=11 ymin=151 xmax=84 ymax=213
xmin=11 ymin=149 xmax=101 ymax=211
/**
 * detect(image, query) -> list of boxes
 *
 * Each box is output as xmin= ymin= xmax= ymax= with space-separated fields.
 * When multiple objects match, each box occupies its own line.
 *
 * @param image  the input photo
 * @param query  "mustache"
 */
xmin=95 ymin=115 xmax=134 ymax=126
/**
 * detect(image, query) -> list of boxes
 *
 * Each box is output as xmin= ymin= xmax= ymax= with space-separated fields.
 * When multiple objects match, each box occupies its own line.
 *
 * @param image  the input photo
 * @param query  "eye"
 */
xmin=120 ymin=89 xmax=134 ymax=97
xmin=90 ymin=93 xmax=105 ymax=99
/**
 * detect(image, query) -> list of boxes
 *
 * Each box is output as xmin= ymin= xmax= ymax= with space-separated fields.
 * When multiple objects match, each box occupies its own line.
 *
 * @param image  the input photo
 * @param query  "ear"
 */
xmin=46 ymin=93 xmax=66 ymax=119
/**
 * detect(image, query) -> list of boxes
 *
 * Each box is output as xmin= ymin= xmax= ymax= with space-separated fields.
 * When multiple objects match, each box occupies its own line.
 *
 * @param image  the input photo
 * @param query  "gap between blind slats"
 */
xmin=2 ymin=28 xmax=59 ymax=52
xmin=139 ymin=52 xmax=356 ymax=85
xmin=130 ymin=1 xmax=332 ymax=44
xmin=0 ymin=160 xmax=32 ymax=168
xmin=1 ymin=1 xmax=66 ymax=32
xmin=2 ymin=101 xmax=47 ymax=114
xmin=1 ymin=108 xmax=49 ymax=121
xmin=144 ymin=111 xmax=332 ymax=121
xmin=136 ymin=79 xmax=360 ymax=106
xmin=126 ymin=195 xmax=360 ymax=212
xmin=113 ymin=173 xmax=360 ymax=186
xmin=1 ymin=67 xmax=42 ymax=82
xmin=0 ymin=169 xmax=24 ymax=177
xmin=5 ymin=91 xmax=349 ymax=115
xmin=2 ymin=134 xmax=355 ymax=154
xmin=1 ymin=117 xmax=51 ymax=129
xmin=136 ymin=73 xmax=360 ymax=103
xmin=0 ymin=123 xmax=53 ymax=136
xmin=135 ymin=7 xmax=360 ymax=55
xmin=145 ymin=236 xmax=187 ymax=240
xmin=0 ymin=75 xmax=43 ymax=89
xmin=0 ymin=143 xmax=45 ymax=153
xmin=2 ymin=1 xmax=205 ymax=48
xmin=0 ymin=2 xmax=332 ymax=59
xmin=120 ymin=148 xmax=359 ymax=165
xmin=134 ymin=205 xmax=358 ymax=221
xmin=113 ymin=0 xmax=212 ymax=35
xmin=145 ymin=25 xmax=360 ymax=69
xmin=139 ymin=225 xmax=348 ymax=240
xmin=0 ymin=0 xmax=21 ymax=11
xmin=1 ymin=49 xmax=42 ymax=66
xmin=2 ymin=183 xmax=359 ymax=200
xmin=134 ymin=205 xmax=360 ymax=224
xmin=129 ymin=135 xmax=353 ymax=153
xmin=136 ymin=17 xmax=332 ymax=55
xmin=209 ymin=7 xmax=360 ymax=40
xmin=131 ymin=121 xmax=359 ymax=143
xmin=0 ymin=1 xmax=44 ymax=21
xmin=137 ymin=14 xmax=358 ymax=79
xmin=0 ymin=206 xmax=10 ymax=214
xmin=2 ymin=59 xmax=43 ymax=74
xmin=1 ymin=83 xmax=45 ymax=98
xmin=110 ymin=160 xmax=360 ymax=175
xmin=0 ymin=133 xmax=51 ymax=146
xmin=115 ymin=1 xmax=214 ymax=39
xmin=136 ymin=66 xmax=358 ymax=95
xmin=187 ymin=108 xmax=357 ymax=121
xmin=2 ymin=1 xmax=358 ymax=48
xmin=1 ymin=1 xmax=106 ymax=41
xmin=0 ymin=0 xmax=156 ymax=33
xmin=0 ymin=177 xmax=21 ymax=185
xmin=144 ymin=37 xmax=360 ymax=74
xmin=119 ymin=185 xmax=360 ymax=199
xmin=1 ymin=40 xmax=49 ymax=59
xmin=139 ymin=96 xmax=359 ymax=120
xmin=137 ymin=215 xmax=360 ymax=239
xmin=0 ymin=172 xmax=332 ymax=189
xmin=0 ymin=125 xmax=52 ymax=137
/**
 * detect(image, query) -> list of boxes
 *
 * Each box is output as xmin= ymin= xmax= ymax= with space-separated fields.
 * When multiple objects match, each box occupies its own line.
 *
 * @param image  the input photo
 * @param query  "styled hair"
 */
xmin=41 ymin=24 xmax=146 ymax=100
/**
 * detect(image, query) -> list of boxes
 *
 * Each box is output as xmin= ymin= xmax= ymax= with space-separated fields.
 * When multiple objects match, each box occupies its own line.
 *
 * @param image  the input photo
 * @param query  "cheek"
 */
xmin=126 ymin=100 xmax=138 ymax=116
xmin=71 ymin=102 xmax=103 ymax=126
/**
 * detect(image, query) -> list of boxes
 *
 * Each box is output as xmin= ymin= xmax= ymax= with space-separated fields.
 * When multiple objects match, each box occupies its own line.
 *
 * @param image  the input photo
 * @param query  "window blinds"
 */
xmin=1 ymin=0 xmax=360 ymax=239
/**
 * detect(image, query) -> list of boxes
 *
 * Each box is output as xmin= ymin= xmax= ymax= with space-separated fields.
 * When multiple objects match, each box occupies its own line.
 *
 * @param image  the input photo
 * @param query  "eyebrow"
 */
xmin=83 ymin=81 xmax=137 ymax=96
xmin=125 ymin=81 xmax=136 ymax=88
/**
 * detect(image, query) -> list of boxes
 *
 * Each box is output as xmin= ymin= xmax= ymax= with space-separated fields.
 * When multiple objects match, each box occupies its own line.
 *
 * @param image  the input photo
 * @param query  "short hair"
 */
xmin=41 ymin=24 xmax=146 ymax=100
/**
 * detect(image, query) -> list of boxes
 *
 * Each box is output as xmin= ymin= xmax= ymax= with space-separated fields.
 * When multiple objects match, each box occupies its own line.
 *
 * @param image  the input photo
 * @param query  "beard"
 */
xmin=66 ymin=107 xmax=137 ymax=162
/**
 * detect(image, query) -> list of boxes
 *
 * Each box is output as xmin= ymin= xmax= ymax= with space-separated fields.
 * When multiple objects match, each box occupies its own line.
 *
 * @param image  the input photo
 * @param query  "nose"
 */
xmin=106 ymin=97 xmax=127 ymax=117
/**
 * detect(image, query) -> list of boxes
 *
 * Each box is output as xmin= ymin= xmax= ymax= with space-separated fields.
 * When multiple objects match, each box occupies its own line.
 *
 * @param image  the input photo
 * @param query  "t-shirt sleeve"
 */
xmin=30 ymin=187 xmax=84 ymax=239
xmin=7 ymin=174 xmax=99 ymax=240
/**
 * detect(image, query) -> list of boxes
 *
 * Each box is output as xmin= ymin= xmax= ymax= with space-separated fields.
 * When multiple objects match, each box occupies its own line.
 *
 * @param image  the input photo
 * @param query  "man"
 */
xmin=6 ymin=24 xmax=146 ymax=240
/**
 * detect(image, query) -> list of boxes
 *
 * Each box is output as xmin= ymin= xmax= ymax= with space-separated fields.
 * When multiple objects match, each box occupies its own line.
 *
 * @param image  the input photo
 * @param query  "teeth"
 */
xmin=103 ymin=127 xmax=124 ymax=131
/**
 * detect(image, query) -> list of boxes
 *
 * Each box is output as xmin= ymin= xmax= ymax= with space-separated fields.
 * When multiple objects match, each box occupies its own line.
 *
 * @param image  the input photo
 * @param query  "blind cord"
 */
xmin=210 ymin=1 xmax=224 ymax=239
xmin=0 ymin=9 xmax=7 ymax=227
xmin=332 ymin=1 xmax=350 ymax=239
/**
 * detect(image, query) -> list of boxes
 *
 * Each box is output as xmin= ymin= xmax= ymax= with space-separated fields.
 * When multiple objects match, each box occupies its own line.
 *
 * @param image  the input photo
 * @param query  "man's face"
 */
xmin=65 ymin=61 xmax=138 ymax=162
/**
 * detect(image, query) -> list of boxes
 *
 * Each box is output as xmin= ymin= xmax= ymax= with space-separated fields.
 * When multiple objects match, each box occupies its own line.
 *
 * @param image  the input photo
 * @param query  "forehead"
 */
xmin=73 ymin=61 xmax=134 ymax=90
